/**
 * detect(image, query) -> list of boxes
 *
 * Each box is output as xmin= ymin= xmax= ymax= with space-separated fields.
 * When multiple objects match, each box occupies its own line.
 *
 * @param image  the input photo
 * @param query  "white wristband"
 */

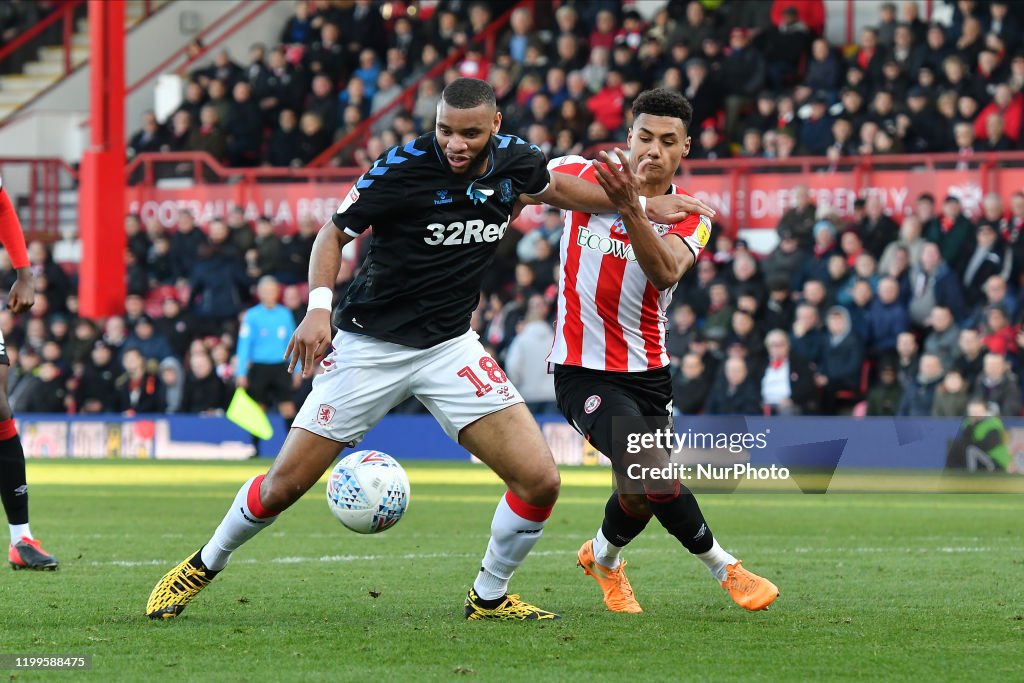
xmin=638 ymin=195 xmax=648 ymax=213
xmin=307 ymin=286 xmax=334 ymax=312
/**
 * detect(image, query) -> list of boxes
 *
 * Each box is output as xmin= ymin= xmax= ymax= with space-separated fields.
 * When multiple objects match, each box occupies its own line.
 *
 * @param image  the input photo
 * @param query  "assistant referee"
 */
xmin=236 ymin=276 xmax=297 ymax=436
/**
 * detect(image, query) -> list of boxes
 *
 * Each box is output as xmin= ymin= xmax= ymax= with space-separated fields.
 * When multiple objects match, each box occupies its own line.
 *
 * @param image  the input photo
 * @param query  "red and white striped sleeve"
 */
xmin=664 ymin=189 xmax=712 ymax=261
xmin=547 ymin=154 xmax=593 ymax=178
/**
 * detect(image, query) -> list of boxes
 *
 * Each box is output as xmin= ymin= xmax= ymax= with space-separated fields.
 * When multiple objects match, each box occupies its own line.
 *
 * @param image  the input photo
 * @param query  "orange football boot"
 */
xmin=577 ymin=540 xmax=643 ymax=613
xmin=721 ymin=561 xmax=778 ymax=611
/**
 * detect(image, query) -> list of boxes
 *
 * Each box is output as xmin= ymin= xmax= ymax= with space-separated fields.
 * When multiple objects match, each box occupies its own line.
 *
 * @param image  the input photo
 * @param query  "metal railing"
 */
xmin=0 ymin=0 xmax=86 ymax=77
xmin=124 ymin=151 xmax=362 ymax=186
xmin=0 ymin=157 xmax=78 ymax=241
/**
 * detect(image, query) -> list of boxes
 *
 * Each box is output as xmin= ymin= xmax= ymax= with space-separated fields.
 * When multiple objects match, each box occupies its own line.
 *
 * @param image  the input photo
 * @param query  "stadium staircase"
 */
xmin=0 ymin=0 xmax=168 ymax=122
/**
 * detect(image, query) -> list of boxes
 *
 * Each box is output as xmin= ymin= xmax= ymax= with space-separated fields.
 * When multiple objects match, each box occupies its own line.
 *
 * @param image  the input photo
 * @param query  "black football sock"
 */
xmin=645 ymin=481 xmax=715 ymax=555
xmin=600 ymin=490 xmax=652 ymax=548
xmin=0 ymin=427 xmax=29 ymax=528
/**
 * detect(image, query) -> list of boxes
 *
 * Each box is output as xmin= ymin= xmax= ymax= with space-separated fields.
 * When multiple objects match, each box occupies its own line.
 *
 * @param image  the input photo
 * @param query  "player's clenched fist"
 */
xmin=285 ymin=309 xmax=332 ymax=378
xmin=7 ymin=276 xmax=35 ymax=314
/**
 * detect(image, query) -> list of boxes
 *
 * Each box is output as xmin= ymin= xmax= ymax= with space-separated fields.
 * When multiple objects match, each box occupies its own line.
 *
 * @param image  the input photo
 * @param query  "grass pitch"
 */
xmin=2 ymin=460 xmax=1021 ymax=681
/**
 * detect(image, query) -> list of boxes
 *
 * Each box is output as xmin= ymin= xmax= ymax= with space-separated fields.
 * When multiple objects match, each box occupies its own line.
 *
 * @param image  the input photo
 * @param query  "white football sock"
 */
xmin=200 ymin=475 xmax=279 ymax=571
xmin=473 ymin=491 xmax=551 ymax=601
xmin=9 ymin=523 xmax=31 ymax=545
xmin=592 ymin=527 xmax=622 ymax=569
xmin=695 ymin=539 xmax=737 ymax=582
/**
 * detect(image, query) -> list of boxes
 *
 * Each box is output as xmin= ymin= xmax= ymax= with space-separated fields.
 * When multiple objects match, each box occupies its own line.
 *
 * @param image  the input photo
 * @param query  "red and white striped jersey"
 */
xmin=546 ymin=155 xmax=711 ymax=372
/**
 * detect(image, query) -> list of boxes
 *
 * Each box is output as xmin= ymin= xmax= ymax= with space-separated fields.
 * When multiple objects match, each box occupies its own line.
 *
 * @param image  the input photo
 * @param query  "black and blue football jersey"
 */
xmin=332 ymin=132 xmax=549 ymax=348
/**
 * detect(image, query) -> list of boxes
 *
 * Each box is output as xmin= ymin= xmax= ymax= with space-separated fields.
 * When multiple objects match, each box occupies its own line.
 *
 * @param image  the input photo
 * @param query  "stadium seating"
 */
xmin=3 ymin=0 xmax=1024 ymax=419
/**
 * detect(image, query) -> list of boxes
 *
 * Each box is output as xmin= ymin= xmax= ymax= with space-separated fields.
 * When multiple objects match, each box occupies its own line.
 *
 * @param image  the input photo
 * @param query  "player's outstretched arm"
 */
xmin=521 ymin=162 xmax=715 ymax=224
xmin=284 ymin=220 xmax=354 ymax=378
xmin=594 ymin=149 xmax=696 ymax=291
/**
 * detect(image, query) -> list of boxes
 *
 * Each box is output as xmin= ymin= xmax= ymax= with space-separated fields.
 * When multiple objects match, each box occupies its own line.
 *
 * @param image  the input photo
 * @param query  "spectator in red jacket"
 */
xmin=586 ymin=70 xmax=625 ymax=132
xmin=589 ymin=9 xmax=617 ymax=52
xmin=981 ymin=305 xmax=1017 ymax=356
xmin=974 ymin=83 xmax=1023 ymax=144
xmin=771 ymin=0 xmax=824 ymax=37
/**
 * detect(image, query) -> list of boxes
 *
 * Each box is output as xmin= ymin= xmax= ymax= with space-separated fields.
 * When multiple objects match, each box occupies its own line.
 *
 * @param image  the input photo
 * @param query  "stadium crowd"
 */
xmin=128 ymin=0 xmax=1024 ymax=167
xmin=6 ymin=0 xmax=1024 ymax=419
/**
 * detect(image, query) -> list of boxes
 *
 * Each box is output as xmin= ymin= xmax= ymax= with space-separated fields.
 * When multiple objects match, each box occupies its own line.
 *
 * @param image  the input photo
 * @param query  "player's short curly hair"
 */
xmin=632 ymin=89 xmax=693 ymax=132
xmin=442 ymin=78 xmax=496 ymax=110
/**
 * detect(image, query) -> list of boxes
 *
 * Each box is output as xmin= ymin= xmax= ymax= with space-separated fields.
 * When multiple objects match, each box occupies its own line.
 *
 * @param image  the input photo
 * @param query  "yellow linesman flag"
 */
xmin=226 ymin=388 xmax=274 ymax=440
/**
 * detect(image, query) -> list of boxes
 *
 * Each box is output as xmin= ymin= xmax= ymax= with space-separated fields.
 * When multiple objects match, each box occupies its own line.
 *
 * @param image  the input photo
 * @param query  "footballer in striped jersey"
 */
xmin=537 ymin=89 xmax=778 ymax=614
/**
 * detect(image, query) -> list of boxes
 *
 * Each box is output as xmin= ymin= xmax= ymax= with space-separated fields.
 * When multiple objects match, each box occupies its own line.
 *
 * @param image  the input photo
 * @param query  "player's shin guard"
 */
xmin=594 ymin=491 xmax=652 ymax=569
xmin=0 ymin=420 xmax=30 ymax=542
xmin=473 ymin=490 xmax=552 ymax=601
xmin=645 ymin=480 xmax=715 ymax=555
xmin=200 ymin=475 xmax=280 ymax=571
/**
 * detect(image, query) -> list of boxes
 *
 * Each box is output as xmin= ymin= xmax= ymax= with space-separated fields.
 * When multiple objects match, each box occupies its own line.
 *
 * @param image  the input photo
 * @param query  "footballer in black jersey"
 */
xmin=331 ymin=130 xmax=550 ymax=348
xmin=145 ymin=79 xmax=712 ymax=623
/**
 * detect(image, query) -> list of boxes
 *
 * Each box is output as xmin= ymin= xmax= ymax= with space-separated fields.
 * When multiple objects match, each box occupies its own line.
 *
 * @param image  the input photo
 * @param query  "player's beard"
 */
xmin=448 ymin=133 xmax=492 ymax=176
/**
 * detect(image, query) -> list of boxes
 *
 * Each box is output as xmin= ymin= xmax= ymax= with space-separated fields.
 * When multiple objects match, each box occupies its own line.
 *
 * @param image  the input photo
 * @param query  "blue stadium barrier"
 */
xmin=13 ymin=414 xmax=1022 ymax=470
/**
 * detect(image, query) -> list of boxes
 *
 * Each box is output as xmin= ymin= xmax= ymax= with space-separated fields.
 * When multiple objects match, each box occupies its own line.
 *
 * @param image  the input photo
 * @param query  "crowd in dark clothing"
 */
xmin=127 ymin=0 xmax=1024 ymax=173
xmin=12 ymin=1 xmax=1024 ymax=419
xmin=0 ymin=211 xmax=323 ymax=416
xmin=660 ymin=184 xmax=1024 ymax=418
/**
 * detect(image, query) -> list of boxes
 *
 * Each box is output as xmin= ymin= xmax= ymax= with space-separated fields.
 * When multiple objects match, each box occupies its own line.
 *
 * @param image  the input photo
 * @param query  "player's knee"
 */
xmin=644 ymin=479 xmax=681 ymax=504
xmin=543 ymin=469 xmax=561 ymax=503
xmin=528 ymin=468 xmax=561 ymax=507
xmin=618 ymin=493 xmax=650 ymax=517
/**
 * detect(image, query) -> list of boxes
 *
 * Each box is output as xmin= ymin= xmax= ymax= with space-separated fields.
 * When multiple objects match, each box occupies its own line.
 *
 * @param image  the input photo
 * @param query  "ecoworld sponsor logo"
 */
xmin=576 ymin=226 xmax=636 ymax=261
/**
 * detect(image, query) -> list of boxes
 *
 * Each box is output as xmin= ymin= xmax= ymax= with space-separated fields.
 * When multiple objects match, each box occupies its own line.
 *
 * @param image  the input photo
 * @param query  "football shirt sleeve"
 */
xmin=548 ymin=154 xmax=590 ymax=172
xmin=332 ymin=149 xmax=404 ymax=237
xmin=0 ymin=179 xmax=30 ymax=269
xmin=510 ymin=143 xmax=551 ymax=196
xmin=666 ymin=213 xmax=713 ymax=262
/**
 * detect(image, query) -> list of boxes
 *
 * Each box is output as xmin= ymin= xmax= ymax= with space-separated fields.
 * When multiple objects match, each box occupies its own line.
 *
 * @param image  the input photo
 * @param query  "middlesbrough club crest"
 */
xmin=584 ymin=395 xmax=601 ymax=414
xmin=317 ymin=404 xmax=336 ymax=426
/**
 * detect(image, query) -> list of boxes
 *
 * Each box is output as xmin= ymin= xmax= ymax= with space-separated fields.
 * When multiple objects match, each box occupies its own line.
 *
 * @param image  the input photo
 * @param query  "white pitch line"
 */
xmin=791 ymin=546 xmax=993 ymax=554
xmin=91 ymin=546 xmax=995 ymax=568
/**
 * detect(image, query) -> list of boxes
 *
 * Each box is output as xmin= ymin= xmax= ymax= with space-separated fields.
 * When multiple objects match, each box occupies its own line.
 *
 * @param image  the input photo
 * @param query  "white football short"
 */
xmin=293 ymin=328 xmax=524 ymax=445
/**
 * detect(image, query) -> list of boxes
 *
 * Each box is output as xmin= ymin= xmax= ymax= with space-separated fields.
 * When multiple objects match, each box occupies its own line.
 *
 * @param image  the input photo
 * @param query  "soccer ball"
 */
xmin=326 ymin=450 xmax=410 ymax=534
